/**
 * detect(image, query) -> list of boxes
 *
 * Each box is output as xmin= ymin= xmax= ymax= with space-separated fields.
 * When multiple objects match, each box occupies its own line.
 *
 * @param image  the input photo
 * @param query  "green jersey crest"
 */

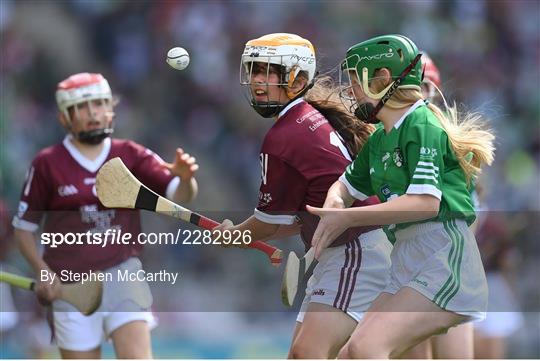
xmin=393 ymin=147 xmax=403 ymax=167
xmin=341 ymin=100 xmax=476 ymax=243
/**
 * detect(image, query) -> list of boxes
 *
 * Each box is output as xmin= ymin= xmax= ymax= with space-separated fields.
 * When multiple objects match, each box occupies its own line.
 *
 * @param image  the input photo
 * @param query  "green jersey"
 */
xmin=341 ymin=100 xmax=475 ymax=242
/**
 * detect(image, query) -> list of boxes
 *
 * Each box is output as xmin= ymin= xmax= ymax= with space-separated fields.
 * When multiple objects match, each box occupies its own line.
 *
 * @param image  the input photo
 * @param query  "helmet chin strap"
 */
xmin=68 ymin=108 xmax=115 ymax=144
xmin=355 ymin=53 xmax=423 ymax=124
xmin=251 ymin=101 xmax=283 ymax=118
xmin=251 ymin=77 xmax=316 ymax=119
xmin=76 ymin=128 xmax=114 ymax=145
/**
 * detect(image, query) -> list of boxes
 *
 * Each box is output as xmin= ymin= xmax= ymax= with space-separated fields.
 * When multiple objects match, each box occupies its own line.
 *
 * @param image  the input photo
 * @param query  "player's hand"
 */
xmin=213 ymin=219 xmax=249 ymax=248
xmin=34 ymin=270 xmax=62 ymax=304
xmin=307 ymin=205 xmax=350 ymax=259
xmin=162 ymin=148 xmax=199 ymax=180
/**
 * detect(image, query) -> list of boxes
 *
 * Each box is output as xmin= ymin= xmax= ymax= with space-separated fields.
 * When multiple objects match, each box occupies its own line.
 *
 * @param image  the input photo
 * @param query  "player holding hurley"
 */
xmin=12 ymin=73 xmax=199 ymax=358
xmin=215 ymin=33 xmax=392 ymax=358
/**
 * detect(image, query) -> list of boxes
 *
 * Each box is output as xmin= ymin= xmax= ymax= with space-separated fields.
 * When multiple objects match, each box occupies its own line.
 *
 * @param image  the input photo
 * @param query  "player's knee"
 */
xmin=340 ymin=339 xmax=389 ymax=359
xmin=289 ymin=338 xmax=328 ymax=359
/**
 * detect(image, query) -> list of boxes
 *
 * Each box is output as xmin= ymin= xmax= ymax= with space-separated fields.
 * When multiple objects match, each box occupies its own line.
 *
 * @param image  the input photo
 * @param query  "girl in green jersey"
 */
xmin=307 ymin=35 xmax=495 ymax=358
xmin=404 ymin=52 xmax=475 ymax=359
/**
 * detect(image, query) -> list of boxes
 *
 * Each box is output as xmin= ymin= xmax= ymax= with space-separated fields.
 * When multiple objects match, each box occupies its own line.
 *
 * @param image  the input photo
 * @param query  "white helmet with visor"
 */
xmin=240 ymin=33 xmax=316 ymax=117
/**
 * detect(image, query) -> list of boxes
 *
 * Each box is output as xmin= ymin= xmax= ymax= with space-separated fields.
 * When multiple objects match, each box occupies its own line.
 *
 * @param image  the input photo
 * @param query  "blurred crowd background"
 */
xmin=1 ymin=0 xmax=539 ymax=358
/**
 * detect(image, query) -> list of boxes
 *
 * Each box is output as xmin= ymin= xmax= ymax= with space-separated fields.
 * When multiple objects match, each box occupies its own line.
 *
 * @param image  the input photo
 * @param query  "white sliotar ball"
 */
xmin=166 ymin=47 xmax=190 ymax=70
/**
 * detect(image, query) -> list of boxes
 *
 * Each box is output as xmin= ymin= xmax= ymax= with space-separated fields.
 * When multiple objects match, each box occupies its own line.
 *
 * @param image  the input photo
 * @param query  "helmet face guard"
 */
xmin=239 ymin=33 xmax=316 ymax=118
xmin=56 ymin=73 xmax=115 ymax=144
xmin=339 ymin=34 xmax=423 ymax=123
xmin=240 ymin=56 xmax=293 ymax=118
xmin=338 ymin=66 xmax=361 ymax=116
xmin=69 ymin=99 xmax=115 ymax=144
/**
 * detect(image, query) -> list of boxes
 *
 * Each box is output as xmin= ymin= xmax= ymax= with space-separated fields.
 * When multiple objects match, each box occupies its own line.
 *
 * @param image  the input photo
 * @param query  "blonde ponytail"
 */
xmin=385 ymin=89 xmax=495 ymax=183
xmin=427 ymin=102 xmax=495 ymax=182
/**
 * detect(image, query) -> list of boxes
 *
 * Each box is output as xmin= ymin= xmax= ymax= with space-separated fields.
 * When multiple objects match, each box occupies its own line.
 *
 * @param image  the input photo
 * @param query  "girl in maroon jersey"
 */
xmin=215 ymin=33 xmax=392 ymax=359
xmin=12 ymin=73 xmax=199 ymax=358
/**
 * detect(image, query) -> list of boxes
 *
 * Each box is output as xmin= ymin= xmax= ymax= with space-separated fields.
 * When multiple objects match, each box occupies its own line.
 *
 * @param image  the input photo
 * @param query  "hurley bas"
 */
xmin=41 ymin=269 xmax=179 ymax=285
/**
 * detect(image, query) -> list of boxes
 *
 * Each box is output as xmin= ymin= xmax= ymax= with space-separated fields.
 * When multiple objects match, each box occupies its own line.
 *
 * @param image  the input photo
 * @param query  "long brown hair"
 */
xmin=304 ymin=76 xmax=374 ymax=157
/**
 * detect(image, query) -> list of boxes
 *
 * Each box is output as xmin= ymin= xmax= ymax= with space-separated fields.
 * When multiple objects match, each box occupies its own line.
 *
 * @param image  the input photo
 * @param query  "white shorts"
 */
xmin=297 ymin=229 xmax=392 ymax=323
xmin=384 ymin=221 xmax=488 ymax=321
xmin=52 ymin=257 xmax=156 ymax=352
xmin=474 ymin=272 xmax=524 ymax=337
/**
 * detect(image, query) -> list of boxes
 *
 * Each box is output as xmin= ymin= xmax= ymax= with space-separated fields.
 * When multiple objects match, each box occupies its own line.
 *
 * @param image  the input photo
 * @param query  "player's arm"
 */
xmin=13 ymin=229 xmax=61 ymax=302
xmin=309 ymin=124 xmax=444 ymax=257
xmin=334 ymin=136 xmax=374 ymax=207
xmin=219 ymin=216 xmax=281 ymax=243
xmin=258 ymin=223 xmax=301 ymax=242
xmin=12 ymin=158 xmax=61 ymax=301
xmin=171 ymin=177 xmax=198 ymax=204
xmin=311 ymin=194 xmax=439 ymax=226
xmin=323 ymin=180 xmax=355 ymax=209
xmin=12 ymin=159 xmax=48 ymax=274
xmin=216 ymin=152 xmax=307 ymax=245
xmin=216 ymin=218 xmax=302 ymax=246
xmin=164 ymin=148 xmax=199 ymax=203
xmin=132 ymin=143 xmax=199 ymax=203
xmin=14 ymin=229 xmax=50 ymax=275
xmin=308 ymin=194 xmax=439 ymax=258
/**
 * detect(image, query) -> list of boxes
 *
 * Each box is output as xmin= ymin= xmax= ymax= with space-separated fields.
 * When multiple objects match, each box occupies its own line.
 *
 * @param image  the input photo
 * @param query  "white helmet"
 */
xmin=56 ymin=73 xmax=112 ymax=116
xmin=55 ymin=73 xmax=114 ymax=144
xmin=240 ymin=33 xmax=316 ymax=117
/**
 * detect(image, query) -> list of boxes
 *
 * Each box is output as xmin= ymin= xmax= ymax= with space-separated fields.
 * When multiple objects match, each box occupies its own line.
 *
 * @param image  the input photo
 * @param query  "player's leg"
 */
xmin=288 ymin=270 xmax=356 ymax=359
xmin=398 ymin=339 xmax=432 ymax=359
xmin=104 ymin=300 xmax=155 ymax=358
xmin=338 ymin=287 xmax=469 ymax=359
xmin=474 ymin=331 xmax=506 ymax=359
xmin=290 ymin=230 xmax=391 ymax=359
xmin=362 ymin=220 xmax=487 ymax=359
xmin=53 ymin=300 xmax=105 ymax=359
xmin=102 ymin=257 xmax=154 ymax=358
xmin=59 ymin=347 xmax=101 ymax=359
xmin=431 ymin=322 xmax=474 ymax=358
xmin=110 ymin=319 xmax=152 ymax=358
xmin=401 ymin=322 xmax=473 ymax=359
xmin=289 ymin=302 xmax=357 ymax=359
xmin=369 ymin=291 xmax=435 ymax=359
xmin=287 ymin=322 xmax=302 ymax=358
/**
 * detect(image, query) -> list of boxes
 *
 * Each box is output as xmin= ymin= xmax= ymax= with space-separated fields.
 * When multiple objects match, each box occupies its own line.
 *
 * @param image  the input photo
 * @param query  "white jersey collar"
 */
xmin=62 ymin=134 xmax=112 ymax=173
xmin=394 ymin=99 xmax=425 ymax=129
xmin=278 ymin=98 xmax=305 ymax=119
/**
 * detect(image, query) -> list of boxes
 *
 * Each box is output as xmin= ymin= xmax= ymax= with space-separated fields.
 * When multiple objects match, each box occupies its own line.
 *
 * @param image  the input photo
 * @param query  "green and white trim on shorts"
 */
xmin=383 ymin=221 xmax=487 ymax=321
xmin=433 ymin=219 xmax=465 ymax=309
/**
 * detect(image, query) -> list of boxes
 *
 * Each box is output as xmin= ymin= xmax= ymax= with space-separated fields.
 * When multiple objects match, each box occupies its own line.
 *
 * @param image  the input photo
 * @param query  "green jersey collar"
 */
xmin=394 ymin=99 xmax=425 ymax=129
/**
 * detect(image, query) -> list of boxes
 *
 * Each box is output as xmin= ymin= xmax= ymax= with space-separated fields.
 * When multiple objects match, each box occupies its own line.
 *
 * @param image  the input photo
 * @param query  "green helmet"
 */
xmin=341 ymin=34 xmax=422 ymax=98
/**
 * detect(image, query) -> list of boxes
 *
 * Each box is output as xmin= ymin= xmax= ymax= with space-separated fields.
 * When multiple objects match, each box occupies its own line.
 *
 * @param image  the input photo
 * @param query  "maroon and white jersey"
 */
xmin=12 ymin=135 xmax=178 ymax=274
xmin=255 ymin=98 xmax=379 ymax=248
